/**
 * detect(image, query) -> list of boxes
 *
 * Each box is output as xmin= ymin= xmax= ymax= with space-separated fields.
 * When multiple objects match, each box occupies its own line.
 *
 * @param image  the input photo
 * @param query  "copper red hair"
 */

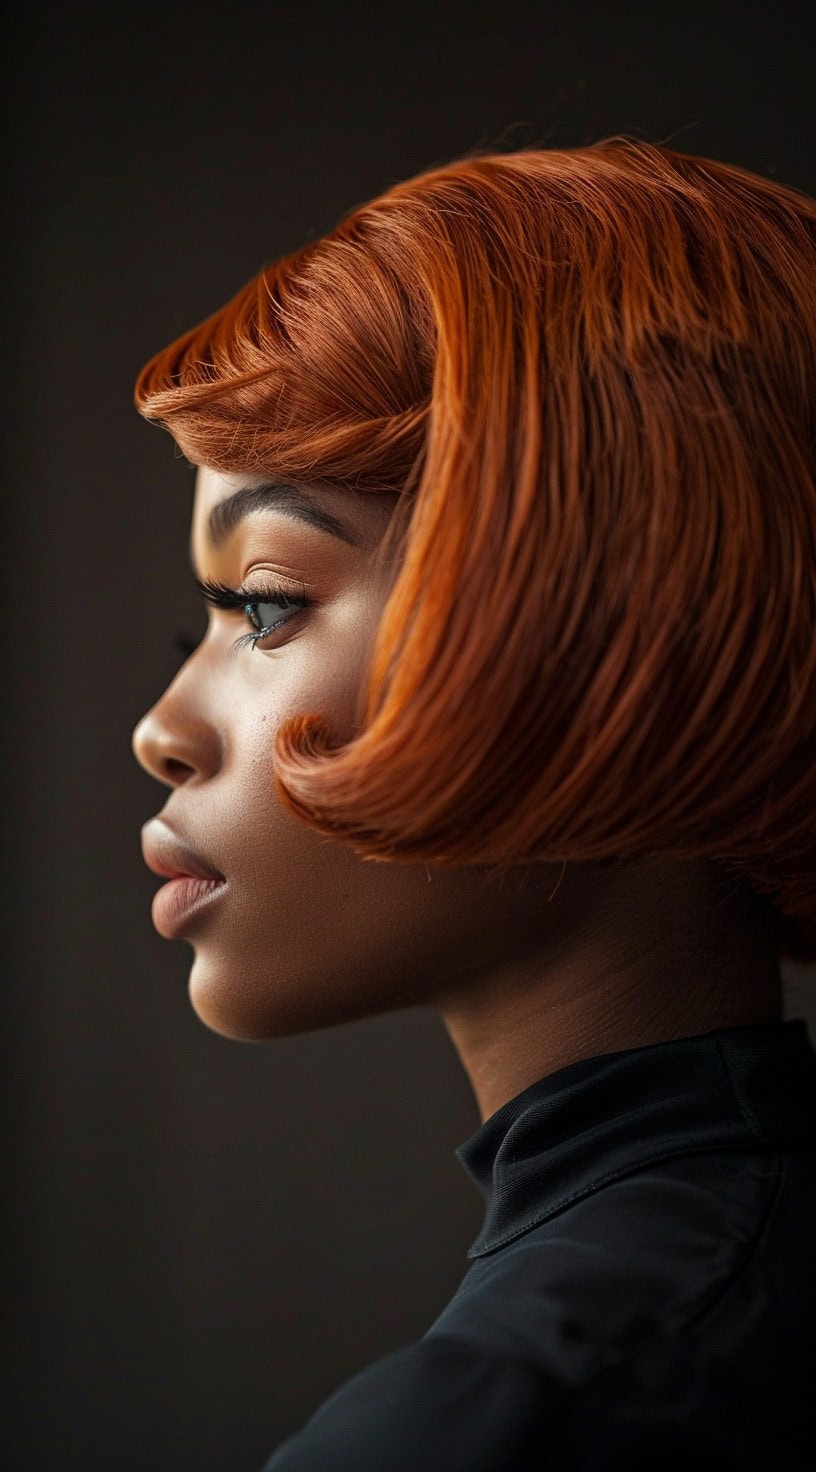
xmin=134 ymin=137 xmax=816 ymax=963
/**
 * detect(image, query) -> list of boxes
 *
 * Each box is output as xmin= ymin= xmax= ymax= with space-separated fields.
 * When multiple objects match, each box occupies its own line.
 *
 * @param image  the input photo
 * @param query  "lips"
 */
xmin=141 ymin=816 xmax=225 ymax=883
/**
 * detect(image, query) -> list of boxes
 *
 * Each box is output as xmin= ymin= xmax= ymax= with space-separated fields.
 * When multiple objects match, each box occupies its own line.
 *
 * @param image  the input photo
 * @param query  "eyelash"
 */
xmin=175 ymin=574 xmax=312 ymax=657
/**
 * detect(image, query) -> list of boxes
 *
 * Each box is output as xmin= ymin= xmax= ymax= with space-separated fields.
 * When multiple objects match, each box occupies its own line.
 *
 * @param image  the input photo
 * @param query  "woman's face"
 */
xmin=132 ymin=466 xmax=569 ymax=1041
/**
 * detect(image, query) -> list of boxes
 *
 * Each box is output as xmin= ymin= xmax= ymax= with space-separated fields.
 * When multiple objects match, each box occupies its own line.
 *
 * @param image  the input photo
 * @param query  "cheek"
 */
xmin=199 ymin=619 xmax=380 ymax=942
xmin=290 ymin=632 xmax=373 ymax=740
xmin=244 ymin=590 xmax=386 ymax=750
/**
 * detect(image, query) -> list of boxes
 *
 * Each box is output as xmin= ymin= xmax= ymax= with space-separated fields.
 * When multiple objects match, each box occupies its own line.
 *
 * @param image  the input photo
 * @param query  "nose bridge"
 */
xmin=132 ymin=662 xmax=222 ymax=786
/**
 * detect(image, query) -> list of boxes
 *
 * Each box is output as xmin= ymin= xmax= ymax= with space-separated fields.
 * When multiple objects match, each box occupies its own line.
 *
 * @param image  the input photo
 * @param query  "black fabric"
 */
xmin=260 ymin=1018 xmax=816 ymax=1469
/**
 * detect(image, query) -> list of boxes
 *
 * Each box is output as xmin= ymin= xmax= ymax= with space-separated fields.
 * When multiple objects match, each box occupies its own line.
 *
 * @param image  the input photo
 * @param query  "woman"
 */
xmin=132 ymin=138 xmax=816 ymax=1469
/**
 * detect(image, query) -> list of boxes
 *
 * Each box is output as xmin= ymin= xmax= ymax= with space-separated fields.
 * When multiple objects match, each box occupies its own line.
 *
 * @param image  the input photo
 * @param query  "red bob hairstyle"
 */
xmin=135 ymin=137 xmax=816 ymax=964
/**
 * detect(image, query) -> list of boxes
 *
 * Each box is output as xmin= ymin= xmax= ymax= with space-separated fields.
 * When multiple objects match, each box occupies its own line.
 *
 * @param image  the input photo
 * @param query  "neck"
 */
xmin=431 ymin=857 xmax=783 ymax=1123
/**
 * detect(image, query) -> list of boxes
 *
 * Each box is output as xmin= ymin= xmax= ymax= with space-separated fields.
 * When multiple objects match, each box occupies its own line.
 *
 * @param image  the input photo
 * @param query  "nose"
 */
xmin=132 ymin=687 xmax=221 ymax=789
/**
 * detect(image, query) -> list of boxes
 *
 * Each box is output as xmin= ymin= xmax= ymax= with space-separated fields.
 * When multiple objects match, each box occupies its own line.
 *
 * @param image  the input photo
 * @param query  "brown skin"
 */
xmin=133 ymin=467 xmax=783 ymax=1123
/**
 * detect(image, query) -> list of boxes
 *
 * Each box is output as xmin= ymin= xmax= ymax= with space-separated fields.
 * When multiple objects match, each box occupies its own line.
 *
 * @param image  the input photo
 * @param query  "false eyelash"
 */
xmin=193 ymin=572 xmax=312 ymax=653
xmin=193 ymin=574 xmax=307 ymax=611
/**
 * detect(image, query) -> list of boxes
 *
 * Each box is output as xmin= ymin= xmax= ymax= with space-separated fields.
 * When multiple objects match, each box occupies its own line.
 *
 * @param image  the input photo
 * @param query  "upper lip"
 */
xmin=141 ymin=816 xmax=225 ymax=883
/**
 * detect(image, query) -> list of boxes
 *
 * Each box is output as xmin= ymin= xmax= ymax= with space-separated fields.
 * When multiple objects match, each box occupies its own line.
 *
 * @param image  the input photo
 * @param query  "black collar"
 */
xmin=455 ymin=1018 xmax=816 ymax=1259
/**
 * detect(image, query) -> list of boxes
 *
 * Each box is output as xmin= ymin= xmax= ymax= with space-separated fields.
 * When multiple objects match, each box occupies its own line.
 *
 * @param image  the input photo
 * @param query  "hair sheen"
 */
xmin=135 ymin=137 xmax=816 ymax=963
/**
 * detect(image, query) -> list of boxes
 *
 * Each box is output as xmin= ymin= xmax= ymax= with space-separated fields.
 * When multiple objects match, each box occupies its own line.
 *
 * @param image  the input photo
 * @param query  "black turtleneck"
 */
xmin=262 ymin=1018 xmax=816 ymax=1470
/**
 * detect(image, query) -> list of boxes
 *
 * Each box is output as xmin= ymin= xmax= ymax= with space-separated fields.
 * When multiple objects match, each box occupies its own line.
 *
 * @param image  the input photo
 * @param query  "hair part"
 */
xmin=135 ymin=136 xmax=816 ymax=962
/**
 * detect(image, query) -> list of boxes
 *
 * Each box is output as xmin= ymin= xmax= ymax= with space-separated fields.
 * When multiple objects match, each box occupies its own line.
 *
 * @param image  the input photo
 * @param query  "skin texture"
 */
xmin=132 ymin=467 xmax=783 ymax=1123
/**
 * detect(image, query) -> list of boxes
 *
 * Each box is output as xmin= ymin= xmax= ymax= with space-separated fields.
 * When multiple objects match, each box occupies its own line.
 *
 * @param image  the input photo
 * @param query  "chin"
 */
xmin=186 ymin=952 xmax=276 ymax=1041
xmin=185 ymin=949 xmax=345 ymax=1042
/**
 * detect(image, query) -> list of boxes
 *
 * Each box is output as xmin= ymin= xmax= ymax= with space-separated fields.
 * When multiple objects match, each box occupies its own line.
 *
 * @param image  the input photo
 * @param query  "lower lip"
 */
xmin=151 ymin=876 xmax=227 ymax=939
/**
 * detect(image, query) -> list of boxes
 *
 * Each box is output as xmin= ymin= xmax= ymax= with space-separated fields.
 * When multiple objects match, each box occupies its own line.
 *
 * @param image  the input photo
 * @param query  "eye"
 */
xmin=193 ymin=575 xmax=313 ymax=653
xmin=236 ymin=590 xmax=308 ymax=650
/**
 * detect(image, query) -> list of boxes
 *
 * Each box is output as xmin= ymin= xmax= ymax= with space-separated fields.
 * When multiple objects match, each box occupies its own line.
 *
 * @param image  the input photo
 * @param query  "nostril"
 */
xmin=164 ymin=757 xmax=195 ymax=782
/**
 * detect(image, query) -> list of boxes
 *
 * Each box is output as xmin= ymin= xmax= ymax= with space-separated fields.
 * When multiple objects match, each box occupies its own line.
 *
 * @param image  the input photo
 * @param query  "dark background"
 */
xmin=4 ymin=3 xmax=816 ymax=1468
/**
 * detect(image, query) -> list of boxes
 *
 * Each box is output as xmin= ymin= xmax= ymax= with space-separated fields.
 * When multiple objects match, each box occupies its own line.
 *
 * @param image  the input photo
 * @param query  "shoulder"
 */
xmin=430 ymin=1149 xmax=790 ymax=1380
xmin=261 ymin=1303 xmax=812 ymax=1472
xmin=259 ymin=1330 xmax=556 ymax=1471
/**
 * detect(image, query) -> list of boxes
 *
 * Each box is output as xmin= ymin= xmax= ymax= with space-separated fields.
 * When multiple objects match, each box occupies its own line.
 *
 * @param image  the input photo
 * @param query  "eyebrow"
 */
xmin=207 ymin=481 xmax=362 ymax=549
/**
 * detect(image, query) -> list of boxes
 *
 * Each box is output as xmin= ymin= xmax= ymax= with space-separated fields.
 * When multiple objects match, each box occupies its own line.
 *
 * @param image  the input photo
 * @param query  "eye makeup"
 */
xmin=174 ymin=574 xmax=314 ymax=656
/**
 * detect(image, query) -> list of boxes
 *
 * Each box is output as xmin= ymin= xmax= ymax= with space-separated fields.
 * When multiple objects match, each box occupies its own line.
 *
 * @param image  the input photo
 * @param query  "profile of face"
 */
xmin=132 ymin=467 xmax=582 ymax=1043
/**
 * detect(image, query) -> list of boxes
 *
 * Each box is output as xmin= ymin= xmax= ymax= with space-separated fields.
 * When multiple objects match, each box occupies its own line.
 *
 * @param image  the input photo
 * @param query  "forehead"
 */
xmin=193 ymin=465 xmax=244 ymax=520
